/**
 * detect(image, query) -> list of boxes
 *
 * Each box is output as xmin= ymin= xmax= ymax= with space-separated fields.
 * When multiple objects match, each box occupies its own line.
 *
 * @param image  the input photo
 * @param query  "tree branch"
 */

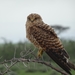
xmin=0 ymin=58 xmax=68 ymax=75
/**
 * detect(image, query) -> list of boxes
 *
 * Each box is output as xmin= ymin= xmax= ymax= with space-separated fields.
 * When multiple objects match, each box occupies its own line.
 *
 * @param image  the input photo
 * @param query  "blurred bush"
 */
xmin=0 ymin=39 xmax=75 ymax=62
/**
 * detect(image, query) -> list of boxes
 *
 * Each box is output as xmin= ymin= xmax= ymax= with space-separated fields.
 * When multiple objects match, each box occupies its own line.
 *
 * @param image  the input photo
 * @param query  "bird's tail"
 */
xmin=45 ymin=50 xmax=75 ymax=75
xmin=68 ymin=61 xmax=75 ymax=70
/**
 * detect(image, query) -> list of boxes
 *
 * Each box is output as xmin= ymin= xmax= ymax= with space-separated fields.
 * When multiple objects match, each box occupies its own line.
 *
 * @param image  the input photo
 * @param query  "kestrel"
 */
xmin=26 ymin=13 xmax=75 ymax=75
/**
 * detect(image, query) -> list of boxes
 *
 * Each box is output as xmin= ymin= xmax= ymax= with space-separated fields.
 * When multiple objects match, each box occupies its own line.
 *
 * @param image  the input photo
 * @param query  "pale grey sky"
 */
xmin=0 ymin=0 xmax=75 ymax=43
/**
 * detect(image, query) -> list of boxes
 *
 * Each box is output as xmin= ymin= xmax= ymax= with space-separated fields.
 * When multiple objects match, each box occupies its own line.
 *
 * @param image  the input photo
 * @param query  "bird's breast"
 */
xmin=26 ymin=26 xmax=41 ymax=49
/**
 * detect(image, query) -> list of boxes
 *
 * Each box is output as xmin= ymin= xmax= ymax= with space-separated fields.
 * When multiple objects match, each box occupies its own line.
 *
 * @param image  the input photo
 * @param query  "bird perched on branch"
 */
xmin=26 ymin=13 xmax=75 ymax=75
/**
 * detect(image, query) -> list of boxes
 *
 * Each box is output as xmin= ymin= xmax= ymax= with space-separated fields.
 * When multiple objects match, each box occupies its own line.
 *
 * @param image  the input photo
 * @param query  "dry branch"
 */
xmin=0 ymin=57 xmax=68 ymax=75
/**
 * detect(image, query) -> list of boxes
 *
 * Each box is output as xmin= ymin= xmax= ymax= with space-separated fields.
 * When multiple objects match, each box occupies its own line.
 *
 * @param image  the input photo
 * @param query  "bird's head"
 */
xmin=27 ymin=13 xmax=42 ymax=24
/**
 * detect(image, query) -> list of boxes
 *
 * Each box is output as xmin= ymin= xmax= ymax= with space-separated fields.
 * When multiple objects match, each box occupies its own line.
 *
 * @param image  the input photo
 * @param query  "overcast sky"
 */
xmin=0 ymin=0 xmax=75 ymax=43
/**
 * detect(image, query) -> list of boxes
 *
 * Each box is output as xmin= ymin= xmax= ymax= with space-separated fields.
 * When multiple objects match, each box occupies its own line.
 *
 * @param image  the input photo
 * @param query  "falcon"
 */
xmin=26 ymin=13 xmax=75 ymax=75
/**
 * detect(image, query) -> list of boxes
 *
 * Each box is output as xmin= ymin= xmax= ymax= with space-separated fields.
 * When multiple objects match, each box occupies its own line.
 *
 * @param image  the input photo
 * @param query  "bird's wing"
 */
xmin=30 ymin=23 xmax=69 ymax=58
xmin=35 ymin=23 xmax=58 ymax=38
xmin=29 ymin=23 xmax=74 ymax=75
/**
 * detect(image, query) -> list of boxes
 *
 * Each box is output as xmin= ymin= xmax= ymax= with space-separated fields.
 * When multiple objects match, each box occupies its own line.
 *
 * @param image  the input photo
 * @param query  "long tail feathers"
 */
xmin=46 ymin=50 xmax=75 ymax=75
xmin=68 ymin=61 xmax=75 ymax=70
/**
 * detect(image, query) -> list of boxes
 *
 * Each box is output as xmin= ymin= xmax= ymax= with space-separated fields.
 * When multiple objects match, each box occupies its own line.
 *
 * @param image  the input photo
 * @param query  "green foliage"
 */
xmin=0 ymin=41 xmax=36 ymax=62
xmin=0 ymin=39 xmax=75 ymax=75
xmin=0 ymin=40 xmax=75 ymax=62
xmin=4 ymin=63 xmax=60 ymax=75
xmin=62 ymin=40 xmax=75 ymax=61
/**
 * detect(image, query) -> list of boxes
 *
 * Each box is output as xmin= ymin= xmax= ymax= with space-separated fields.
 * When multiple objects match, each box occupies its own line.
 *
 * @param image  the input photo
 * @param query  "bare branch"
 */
xmin=13 ymin=48 xmax=17 ymax=59
xmin=0 ymin=49 xmax=69 ymax=75
xmin=0 ymin=58 xmax=68 ymax=75
xmin=0 ymin=61 xmax=17 ymax=75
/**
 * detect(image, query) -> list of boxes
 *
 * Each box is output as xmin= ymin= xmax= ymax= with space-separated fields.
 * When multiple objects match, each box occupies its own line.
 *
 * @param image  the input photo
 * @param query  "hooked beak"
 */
xmin=31 ymin=18 xmax=34 ymax=22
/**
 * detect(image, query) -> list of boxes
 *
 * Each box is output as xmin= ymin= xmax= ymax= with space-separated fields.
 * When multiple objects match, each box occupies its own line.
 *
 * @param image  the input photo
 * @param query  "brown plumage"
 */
xmin=26 ymin=13 xmax=75 ymax=75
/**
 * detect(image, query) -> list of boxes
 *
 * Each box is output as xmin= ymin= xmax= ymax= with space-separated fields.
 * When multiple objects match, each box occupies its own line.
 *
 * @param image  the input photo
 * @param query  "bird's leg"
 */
xmin=37 ymin=49 xmax=44 ymax=58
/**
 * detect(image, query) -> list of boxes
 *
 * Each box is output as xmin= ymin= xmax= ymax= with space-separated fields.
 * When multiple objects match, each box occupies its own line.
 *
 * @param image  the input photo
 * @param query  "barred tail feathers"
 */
xmin=68 ymin=61 xmax=75 ymax=70
xmin=45 ymin=50 xmax=75 ymax=75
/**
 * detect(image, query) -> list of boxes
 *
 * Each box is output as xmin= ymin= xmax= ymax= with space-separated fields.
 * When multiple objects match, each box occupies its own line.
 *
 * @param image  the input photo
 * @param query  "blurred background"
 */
xmin=0 ymin=0 xmax=75 ymax=75
xmin=0 ymin=0 xmax=75 ymax=43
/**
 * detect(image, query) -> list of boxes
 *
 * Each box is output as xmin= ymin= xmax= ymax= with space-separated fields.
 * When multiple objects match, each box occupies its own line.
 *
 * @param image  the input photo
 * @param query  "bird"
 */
xmin=26 ymin=13 xmax=75 ymax=75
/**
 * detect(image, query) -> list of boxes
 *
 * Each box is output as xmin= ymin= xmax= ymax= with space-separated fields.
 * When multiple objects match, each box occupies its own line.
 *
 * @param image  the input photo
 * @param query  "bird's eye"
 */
xmin=35 ymin=18 xmax=37 ymax=20
xmin=28 ymin=18 xmax=30 ymax=20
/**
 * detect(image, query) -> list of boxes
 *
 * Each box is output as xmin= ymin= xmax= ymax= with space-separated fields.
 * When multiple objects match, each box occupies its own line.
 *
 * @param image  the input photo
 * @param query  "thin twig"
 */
xmin=1 ymin=61 xmax=18 ymax=75
xmin=0 ymin=58 xmax=68 ymax=75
